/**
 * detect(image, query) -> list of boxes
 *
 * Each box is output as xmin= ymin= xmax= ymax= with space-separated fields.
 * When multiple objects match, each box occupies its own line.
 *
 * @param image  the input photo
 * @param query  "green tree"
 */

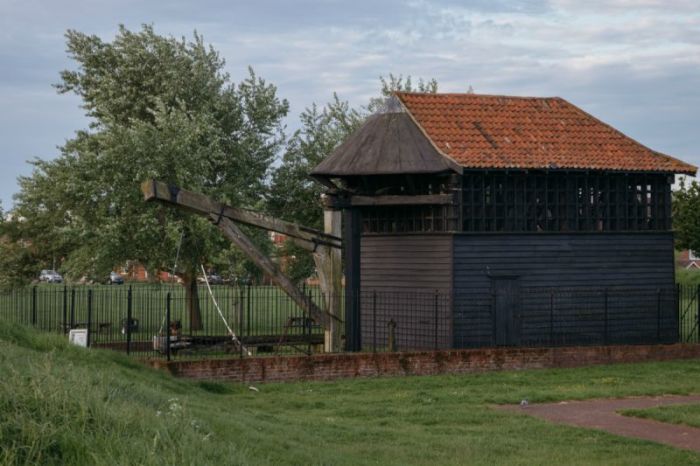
xmin=673 ymin=178 xmax=700 ymax=252
xmin=267 ymin=74 xmax=438 ymax=282
xmin=7 ymin=25 xmax=288 ymax=327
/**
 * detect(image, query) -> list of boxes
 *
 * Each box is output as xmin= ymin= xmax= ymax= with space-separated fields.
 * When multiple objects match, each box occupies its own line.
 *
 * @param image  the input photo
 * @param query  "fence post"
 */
xmin=62 ymin=285 xmax=68 ymax=335
xmin=239 ymin=285 xmax=244 ymax=359
xmin=86 ymin=289 xmax=92 ymax=348
xmin=676 ymin=284 xmax=680 ymax=343
xmin=246 ymin=283 xmax=252 ymax=338
xmin=70 ymin=289 xmax=75 ymax=329
xmin=549 ymin=289 xmax=554 ymax=346
xmin=434 ymin=290 xmax=439 ymax=351
xmin=657 ymin=288 xmax=662 ymax=343
xmin=696 ymin=285 xmax=700 ymax=344
xmin=372 ymin=290 xmax=377 ymax=353
xmin=603 ymin=288 xmax=608 ymax=345
xmin=388 ymin=319 xmax=396 ymax=352
xmin=126 ymin=285 xmax=132 ymax=355
xmin=491 ymin=288 xmax=497 ymax=346
xmin=165 ymin=292 xmax=171 ymax=362
xmin=31 ymin=286 xmax=37 ymax=327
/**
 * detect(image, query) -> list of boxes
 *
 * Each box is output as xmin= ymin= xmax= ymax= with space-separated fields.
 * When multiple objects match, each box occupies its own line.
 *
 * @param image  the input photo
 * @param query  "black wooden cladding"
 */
xmin=452 ymin=233 xmax=676 ymax=347
xmin=360 ymin=234 xmax=453 ymax=349
xmin=357 ymin=232 xmax=676 ymax=348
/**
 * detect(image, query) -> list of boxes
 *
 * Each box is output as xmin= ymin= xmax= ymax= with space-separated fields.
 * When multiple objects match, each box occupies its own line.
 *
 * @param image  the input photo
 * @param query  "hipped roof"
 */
xmin=310 ymin=112 xmax=460 ymax=177
xmin=311 ymin=92 xmax=697 ymax=178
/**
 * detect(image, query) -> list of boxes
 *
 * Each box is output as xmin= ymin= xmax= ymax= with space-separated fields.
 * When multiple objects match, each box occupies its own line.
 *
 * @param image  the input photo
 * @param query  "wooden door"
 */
xmin=493 ymin=278 xmax=521 ymax=346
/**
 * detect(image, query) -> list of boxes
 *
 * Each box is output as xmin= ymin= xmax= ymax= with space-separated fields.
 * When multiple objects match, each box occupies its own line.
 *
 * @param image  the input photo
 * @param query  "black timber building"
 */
xmin=311 ymin=92 xmax=697 ymax=351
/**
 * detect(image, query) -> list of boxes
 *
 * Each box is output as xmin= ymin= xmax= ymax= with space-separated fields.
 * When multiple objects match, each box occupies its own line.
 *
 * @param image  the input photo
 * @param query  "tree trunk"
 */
xmin=182 ymin=273 xmax=203 ymax=331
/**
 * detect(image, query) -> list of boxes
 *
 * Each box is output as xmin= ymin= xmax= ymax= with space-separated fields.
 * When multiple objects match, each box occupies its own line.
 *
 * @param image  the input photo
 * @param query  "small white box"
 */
xmin=69 ymin=329 xmax=88 ymax=347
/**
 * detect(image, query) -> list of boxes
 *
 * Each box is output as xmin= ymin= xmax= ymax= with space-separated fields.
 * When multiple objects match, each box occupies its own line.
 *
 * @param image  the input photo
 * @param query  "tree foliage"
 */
xmin=673 ymin=178 xmax=700 ymax=252
xmin=4 ymin=25 xmax=288 ymax=291
xmin=267 ymin=74 xmax=438 ymax=282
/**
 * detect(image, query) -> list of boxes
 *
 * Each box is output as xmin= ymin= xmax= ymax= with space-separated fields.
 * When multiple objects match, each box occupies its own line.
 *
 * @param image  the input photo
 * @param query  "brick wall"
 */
xmin=146 ymin=344 xmax=700 ymax=384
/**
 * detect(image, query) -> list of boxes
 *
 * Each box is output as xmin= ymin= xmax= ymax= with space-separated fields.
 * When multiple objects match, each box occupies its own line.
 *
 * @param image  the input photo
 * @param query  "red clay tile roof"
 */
xmin=395 ymin=92 xmax=696 ymax=175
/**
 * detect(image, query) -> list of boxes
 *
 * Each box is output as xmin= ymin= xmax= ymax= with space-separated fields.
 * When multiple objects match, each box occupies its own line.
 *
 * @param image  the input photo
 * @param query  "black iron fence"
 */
xmin=0 ymin=284 xmax=698 ymax=358
xmin=0 ymin=285 xmax=331 ymax=359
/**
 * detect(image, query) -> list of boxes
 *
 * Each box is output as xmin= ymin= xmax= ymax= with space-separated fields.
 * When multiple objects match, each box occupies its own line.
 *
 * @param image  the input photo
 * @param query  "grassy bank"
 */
xmin=2 ymin=323 xmax=700 ymax=465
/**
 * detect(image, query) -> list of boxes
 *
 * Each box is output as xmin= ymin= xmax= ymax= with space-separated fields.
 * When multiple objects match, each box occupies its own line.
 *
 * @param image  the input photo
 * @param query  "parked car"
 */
xmin=107 ymin=271 xmax=125 ymax=285
xmin=198 ymin=273 xmax=224 ymax=285
xmin=39 ymin=269 xmax=63 ymax=284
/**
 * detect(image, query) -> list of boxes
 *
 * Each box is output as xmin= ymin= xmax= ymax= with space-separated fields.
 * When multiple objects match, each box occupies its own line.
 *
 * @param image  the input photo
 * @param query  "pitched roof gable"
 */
xmin=396 ymin=92 xmax=696 ymax=175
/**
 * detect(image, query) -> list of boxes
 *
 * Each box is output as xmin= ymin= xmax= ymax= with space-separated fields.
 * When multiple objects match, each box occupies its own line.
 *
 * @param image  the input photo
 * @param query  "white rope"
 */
xmin=200 ymin=264 xmax=251 ymax=356
xmin=159 ymin=230 xmax=186 ymax=336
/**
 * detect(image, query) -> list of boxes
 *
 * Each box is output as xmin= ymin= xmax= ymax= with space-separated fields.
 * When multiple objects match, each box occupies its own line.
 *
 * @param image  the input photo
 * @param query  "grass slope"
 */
xmin=622 ymin=404 xmax=700 ymax=429
xmin=1 ymin=323 xmax=700 ymax=465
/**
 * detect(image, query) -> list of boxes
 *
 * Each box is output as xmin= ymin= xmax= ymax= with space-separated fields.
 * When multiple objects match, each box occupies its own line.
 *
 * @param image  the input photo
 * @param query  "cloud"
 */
xmin=0 ymin=0 xmax=698 ymax=208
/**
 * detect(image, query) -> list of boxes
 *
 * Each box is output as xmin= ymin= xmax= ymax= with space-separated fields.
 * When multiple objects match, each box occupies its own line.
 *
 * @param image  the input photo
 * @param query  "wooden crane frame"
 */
xmin=141 ymin=179 xmax=344 ymax=352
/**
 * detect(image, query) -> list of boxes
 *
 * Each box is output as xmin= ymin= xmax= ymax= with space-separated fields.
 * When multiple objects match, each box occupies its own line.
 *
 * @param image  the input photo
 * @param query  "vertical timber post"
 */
xmin=314 ymin=199 xmax=343 ymax=353
xmin=343 ymin=207 xmax=361 ymax=352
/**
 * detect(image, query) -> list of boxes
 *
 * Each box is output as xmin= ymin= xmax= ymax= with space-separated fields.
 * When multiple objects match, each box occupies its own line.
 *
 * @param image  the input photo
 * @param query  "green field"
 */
xmin=2 ymin=322 xmax=700 ymax=465
xmin=621 ymin=403 xmax=700 ymax=429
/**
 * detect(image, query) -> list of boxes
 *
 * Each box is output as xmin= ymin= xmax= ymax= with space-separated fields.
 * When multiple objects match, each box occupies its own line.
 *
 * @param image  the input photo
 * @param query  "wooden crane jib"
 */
xmin=141 ymin=179 xmax=342 ymax=338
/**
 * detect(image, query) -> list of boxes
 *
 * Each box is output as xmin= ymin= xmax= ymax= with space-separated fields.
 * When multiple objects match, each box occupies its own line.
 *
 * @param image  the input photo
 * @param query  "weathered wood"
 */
xmin=328 ymin=193 xmax=454 ymax=208
xmin=213 ymin=215 xmax=333 ymax=329
xmin=142 ymin=180 xmax=341 ymax=251
xmin=310 ymin=112 xmax=461 ymax=177
xmin=313 ymin=209 xmax=343 ymax=352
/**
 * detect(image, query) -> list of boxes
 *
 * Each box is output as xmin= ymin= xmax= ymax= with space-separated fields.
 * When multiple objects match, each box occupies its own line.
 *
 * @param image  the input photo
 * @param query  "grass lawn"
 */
xmin=621 ymin=404 xmax=700 ymax=429
xmin=2 ymin=323 xmax=700 ymax=465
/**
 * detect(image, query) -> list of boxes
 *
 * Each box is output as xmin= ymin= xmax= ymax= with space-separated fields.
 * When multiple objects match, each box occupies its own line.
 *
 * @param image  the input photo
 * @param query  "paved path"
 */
xmin=499 ymin=395 xmax=700 ymax=453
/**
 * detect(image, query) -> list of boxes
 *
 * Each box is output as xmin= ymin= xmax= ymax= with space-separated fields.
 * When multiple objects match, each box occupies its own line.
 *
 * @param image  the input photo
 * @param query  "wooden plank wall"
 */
xmin=360 ymin=234 xmax=453 ymax=351
xmin=452 ymin=233 xmax=677 ymax=348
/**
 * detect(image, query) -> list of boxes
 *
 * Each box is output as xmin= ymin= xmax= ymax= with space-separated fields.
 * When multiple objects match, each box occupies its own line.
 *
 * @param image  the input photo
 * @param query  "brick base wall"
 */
xmin=146 ymin=344 xmax=700 ymax=384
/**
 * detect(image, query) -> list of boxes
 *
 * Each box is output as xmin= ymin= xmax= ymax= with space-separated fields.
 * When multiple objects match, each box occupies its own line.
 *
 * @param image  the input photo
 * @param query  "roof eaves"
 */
xmin=394 ymin=92 xmax=464 ymax=175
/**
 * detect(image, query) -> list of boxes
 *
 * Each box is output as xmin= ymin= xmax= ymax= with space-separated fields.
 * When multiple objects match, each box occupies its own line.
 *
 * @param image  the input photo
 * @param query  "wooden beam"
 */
xmin=327 ymin=193 xmax=454 ymax=208
xmin=213 ymin=215 xmax=333 ymax=329
xmin=142 ymin=179 xmax=342 ymax=251
xmin=351 ymin=194 xmax=453 ymax=206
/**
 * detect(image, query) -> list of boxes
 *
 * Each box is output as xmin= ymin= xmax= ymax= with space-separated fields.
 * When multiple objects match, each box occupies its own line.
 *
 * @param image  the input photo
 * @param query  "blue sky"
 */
xmin=1 ymin=0 xmax=698 ymax=210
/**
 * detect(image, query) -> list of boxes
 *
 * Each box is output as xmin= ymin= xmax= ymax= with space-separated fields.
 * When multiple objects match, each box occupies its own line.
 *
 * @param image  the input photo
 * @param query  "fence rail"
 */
xmin=0 ymin=283 xmax=698 ymax=359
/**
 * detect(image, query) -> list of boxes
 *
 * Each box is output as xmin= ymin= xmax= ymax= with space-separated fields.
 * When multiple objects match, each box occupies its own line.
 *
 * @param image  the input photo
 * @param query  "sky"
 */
xmin=1 ymin=0 xmax=699 ymax=210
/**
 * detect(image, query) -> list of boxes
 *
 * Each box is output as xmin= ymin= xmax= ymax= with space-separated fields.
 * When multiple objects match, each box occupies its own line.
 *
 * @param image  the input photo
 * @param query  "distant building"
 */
xmin=677 ymin=250 xmax=700 ymax=269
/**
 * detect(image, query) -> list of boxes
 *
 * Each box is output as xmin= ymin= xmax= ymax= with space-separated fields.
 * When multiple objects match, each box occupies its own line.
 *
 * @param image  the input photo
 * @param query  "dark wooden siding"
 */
xmin=452 ymin=233 xmax=677 ymax=348
xmin=361 ymin=234 xmax=452 ymax=292
xmin=360 ymin=234 xmax=453 ymax=350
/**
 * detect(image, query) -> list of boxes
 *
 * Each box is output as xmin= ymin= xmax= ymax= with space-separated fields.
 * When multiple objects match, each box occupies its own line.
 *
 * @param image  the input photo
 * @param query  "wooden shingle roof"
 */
xmin=310 ymin=112 xmax=460 ymax=177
